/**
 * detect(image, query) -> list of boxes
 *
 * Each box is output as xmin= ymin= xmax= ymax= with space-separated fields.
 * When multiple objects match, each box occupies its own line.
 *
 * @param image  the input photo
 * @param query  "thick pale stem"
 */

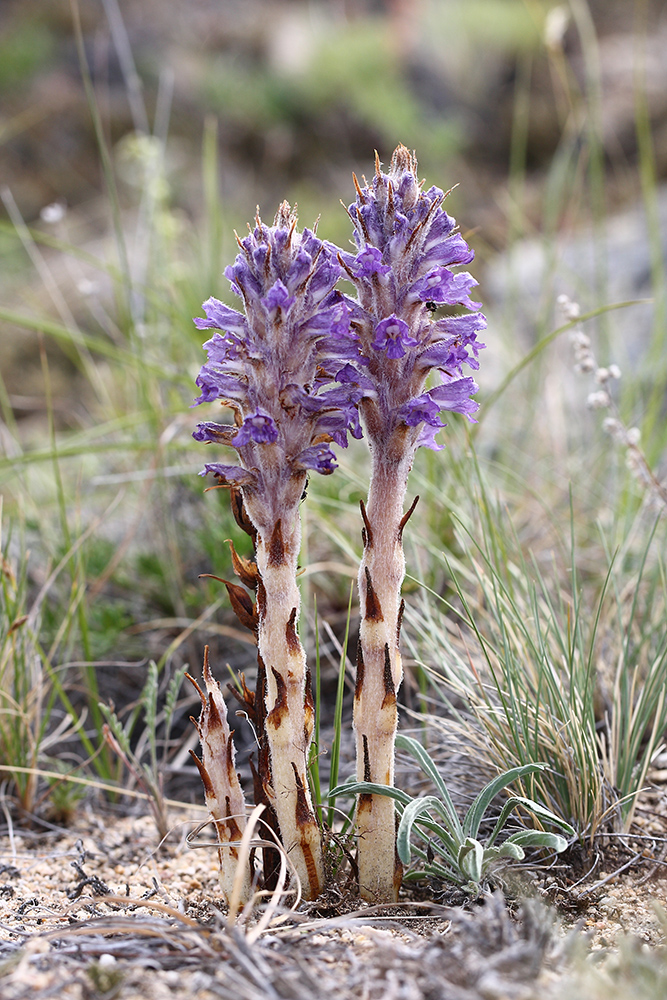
xmin=252 ymin=513 xmax=324 ymax=900
xmin=354 ymin=449 xmax=412 ymax=901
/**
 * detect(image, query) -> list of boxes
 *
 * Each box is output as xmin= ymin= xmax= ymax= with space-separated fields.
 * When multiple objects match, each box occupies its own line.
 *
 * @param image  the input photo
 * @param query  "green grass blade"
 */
xmin=308 ymin=595 xmax=322 ymax=813
xmin=327 ymin=582 xmax=354 ymax=829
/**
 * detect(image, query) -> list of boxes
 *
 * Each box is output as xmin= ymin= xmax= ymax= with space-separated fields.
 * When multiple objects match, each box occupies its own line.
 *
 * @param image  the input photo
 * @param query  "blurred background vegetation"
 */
xmin=0 ymin=0 xmax=666 ymax=836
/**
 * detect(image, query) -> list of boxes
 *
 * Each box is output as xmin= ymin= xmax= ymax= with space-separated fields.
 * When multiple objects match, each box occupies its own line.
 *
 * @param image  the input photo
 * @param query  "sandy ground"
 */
xmin=1 ymin=782 xmax=667 ymax=1000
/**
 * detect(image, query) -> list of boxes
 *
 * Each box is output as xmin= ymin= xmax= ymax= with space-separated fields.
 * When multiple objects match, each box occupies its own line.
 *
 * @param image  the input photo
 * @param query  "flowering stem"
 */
xmin=339 ymin=146 xmax=485 ymax=900
xmin=354 ymin=441 xmax=415 ymax=901
xmin=192 ymin=202 xmax=362 ymax=899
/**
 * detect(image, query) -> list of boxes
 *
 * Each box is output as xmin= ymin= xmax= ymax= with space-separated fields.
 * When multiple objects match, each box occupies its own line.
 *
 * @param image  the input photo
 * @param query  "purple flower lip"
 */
xmin=409 ymin=268 xmax=481 ymax=310
xmin=342 ymin=246 xmax=392 ymax=280
xmin=233 ymin=411 xmax=279 ymax=447
xmin=293 ymin=443 xmax=338 ymax=475
xmin=335 ymin=363 xmax=374 ymax=390
xmin=371 ymin=315 xmax=420 ymax=359
xmin=428 ymin=378 xmax=480 ymax=420
xmin=262 ymin=280 xmax=295 ymax=319
xmin=193 ymin=421 xmax=236 ymax=444
xmin=194 ymin=298 xmax=249 ymax=337
xmin=198 ymin=462 xmax=257 ymax=486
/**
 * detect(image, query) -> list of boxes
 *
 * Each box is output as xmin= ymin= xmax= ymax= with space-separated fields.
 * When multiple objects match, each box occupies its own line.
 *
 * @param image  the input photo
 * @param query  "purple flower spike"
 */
xmin=192 ymin=200 xmax=363 ymax=523
xmin=192 ymin=202 xmax=366 ymax=900
xmin=339 ymin=144 xmax=485 ymax=450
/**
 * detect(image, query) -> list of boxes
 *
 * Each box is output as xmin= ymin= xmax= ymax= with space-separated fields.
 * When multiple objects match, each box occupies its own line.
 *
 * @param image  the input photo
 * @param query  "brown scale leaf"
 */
xmin=355 ymin=639 xmax=365 ymax=701
xmin=189 ymin=749 xmax=214 ymax=798
xmin=362 ymin=734 xmax=371 ymax=782
xmin=227 ymin=539 xmax=259 ymax=590
xmin=364 ymin=567 xmax=383 ymax=622
xmin=222 ymin=580 xmax=258 ymax=632
xmin=229 ymin=486 xmax=257 ymax=542
xmin=396 ymin=598 xmax=405 ymax=643
xmin=286 ymin=606 xmax=300 ymax=653
xmin=382 ymin=644 xmax=395 ymax=706
xmin=268 ymin=519 xmax=286 ymax=566
xmin=226 ymin=672 xmax=256 ymax=720
xmin=359 ymin=499 xmax=373 ymax=549
xmin=266 ymin=667 xmax=288 ymax=729
xmin=398 ymin=495 xmax=419 ymax=542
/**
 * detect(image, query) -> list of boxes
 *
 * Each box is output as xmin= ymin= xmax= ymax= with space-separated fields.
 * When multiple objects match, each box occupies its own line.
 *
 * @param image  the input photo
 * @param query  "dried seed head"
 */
xmin=586 ymin=390 xmax=611 ymax=410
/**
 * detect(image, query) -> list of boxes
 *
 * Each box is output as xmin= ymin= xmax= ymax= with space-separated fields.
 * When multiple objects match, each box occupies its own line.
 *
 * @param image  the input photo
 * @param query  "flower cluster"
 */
xmin=193 ymin=203 xmax=362 ymax=513
xmin=337 ymin=146 xmax=485 ymax=452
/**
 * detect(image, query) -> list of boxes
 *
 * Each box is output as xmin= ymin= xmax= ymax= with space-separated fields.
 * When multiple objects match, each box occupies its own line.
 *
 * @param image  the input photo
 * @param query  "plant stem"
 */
xmin=354 ymin=444 xmax=413 ymax=901
xmin=250 ymin=504 xmax=324 ymax=900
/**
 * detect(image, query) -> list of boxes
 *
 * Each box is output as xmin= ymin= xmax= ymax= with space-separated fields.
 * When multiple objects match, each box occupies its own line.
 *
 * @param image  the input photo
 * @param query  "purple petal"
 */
xmin=371 ymin=315 xmax=420 ymax=358
xmin=192 ymin=380 xmax=220 ymax=406
xmin=420 ymin=210 xmax=456 ymax=252
xmin=262 ymin=280 xmax=295 ymax=317
xmin=192 ymin=367 xmax=245 ymax=406
xmin=199 ymin=463 xmax=256 ymax=485
xmin=314 ymin=405 xmax=363 ymax=445
xmin=421 ymin=313 xmax=487 ymax=373
xmin=428 ymin=378 xmax=480 ymax=419
xmin=422 ymin=232 xmax=474 ymax=268
xmin=398 ymin=395 xmax=441 ymax=427
xmin=411 ymin=269 xmax=481 ymax=309
xmin=284 ymin=249 xmax=312 ymax=291
xmin=307 ymin=258 xmax=342 ymax=304
xmin=293 ymin=443 xmax=338 ymax=475
xmin=350 ymin=247 xmax=392 ymax=279
xmin=233 ymin=411 xmax=279 ymax=446
xmin=416 ymin=423 xmax=446 ymax=451
xmin=225 ymin=259 xmax=262 ymax=300
xmin=335 ymin=363 xmax=375 ymax=390
xmin=193 ymin=421 xmax=236 ymax=444
xmin=432 ymin=311 xmax=488 ymax=339
xmin=194 ymin=297 xmax=248 ymax=336
xmin=306 ymin=385 xmax=363 ymax=410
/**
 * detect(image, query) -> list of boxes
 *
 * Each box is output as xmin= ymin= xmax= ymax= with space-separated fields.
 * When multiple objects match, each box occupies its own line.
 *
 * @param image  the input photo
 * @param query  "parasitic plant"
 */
xmin=188 ymin=647 xmax=252 ymax=904
xmin=192 ymin=203 xmax=361 ymax=899
xmin=338 ymin=146 xmax=486 ymax=900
